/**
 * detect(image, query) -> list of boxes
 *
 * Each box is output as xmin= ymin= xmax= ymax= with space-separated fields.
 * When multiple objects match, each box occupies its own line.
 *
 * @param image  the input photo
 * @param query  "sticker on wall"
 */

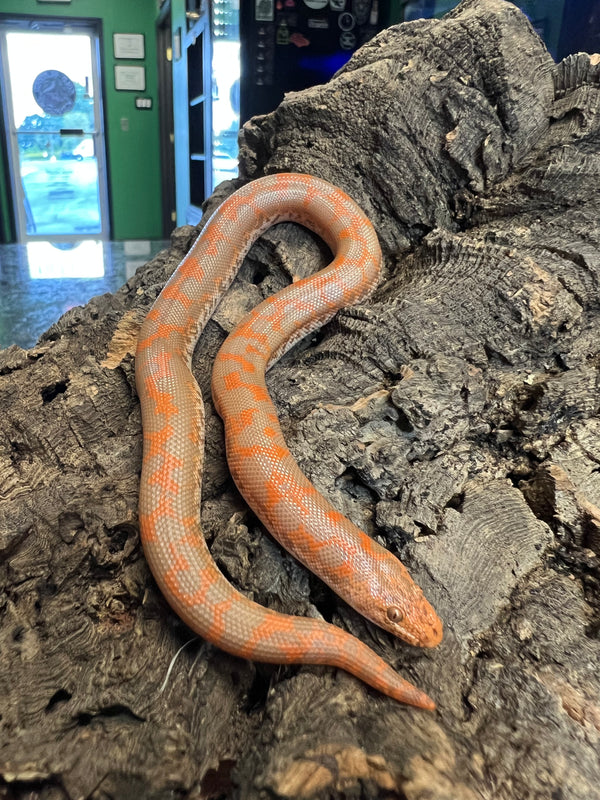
xmin=329 ymin=0 xmax=345 ymax=8
xmin=338 ymin=12 xmax=355 ymax=30
xmin=32 ymin=70 xmax=76 ymax=116
xmin=303 ymin=0 xmax=327 ymax=8
xmin=290 ymin=32 xmax=310 ymax=46
xmin=339 ymin=30 xmax=357 ymax=49
xmin=256 ymin=0 xmax=275 ymax=21
xmin=276 ymin=20 xmax=290 ymax=44
xmin=308 ymin=18 xmax=329 ymax=28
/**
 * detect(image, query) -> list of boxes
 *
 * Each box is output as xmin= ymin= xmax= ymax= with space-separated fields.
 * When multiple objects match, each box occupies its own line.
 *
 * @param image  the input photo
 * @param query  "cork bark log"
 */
xmin=1 ymin=1 xmax=600 ymax=798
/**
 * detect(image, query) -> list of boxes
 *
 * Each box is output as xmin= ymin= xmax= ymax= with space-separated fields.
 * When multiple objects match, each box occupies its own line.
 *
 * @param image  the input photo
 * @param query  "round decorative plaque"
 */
xmin=32 ymin=70 xmax=76 ymax=116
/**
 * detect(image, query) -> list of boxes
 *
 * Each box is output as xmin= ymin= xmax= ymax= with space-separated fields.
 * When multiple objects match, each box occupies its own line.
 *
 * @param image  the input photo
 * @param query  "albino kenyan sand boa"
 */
xmin=135 ymin=173 xmax=442 ymax=709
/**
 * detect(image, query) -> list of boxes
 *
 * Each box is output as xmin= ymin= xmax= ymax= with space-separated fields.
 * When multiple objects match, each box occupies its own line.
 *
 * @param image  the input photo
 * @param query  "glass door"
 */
xmin=0 ymin=19 xmax=109 ymax=240
xmin=211 ymin=0 xmax=240 ymax=191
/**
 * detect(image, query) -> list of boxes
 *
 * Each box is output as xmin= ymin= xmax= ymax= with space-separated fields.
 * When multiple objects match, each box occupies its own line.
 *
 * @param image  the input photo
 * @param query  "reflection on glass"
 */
xmin=402 ymin=0 xmax=563 ymax=56
xmin=27 ymin=240 xmax=105 ymax=279
xmin=211 ymin=0 xmax=240 ymax=190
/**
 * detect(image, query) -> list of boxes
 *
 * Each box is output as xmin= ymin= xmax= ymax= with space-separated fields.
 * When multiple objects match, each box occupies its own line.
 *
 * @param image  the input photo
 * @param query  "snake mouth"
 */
xmin=420 ymin=626 xmax=443 ymax=648
xmin=417 ymin=616 xmax=443 ymax=648
xmin=394 ymin=615 xmax=443 ymax=648
xmin=396 ymin=628 xmax=421 ymax=647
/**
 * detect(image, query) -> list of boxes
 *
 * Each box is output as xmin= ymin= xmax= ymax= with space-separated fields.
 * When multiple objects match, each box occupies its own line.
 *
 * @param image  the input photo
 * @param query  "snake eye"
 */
xmin=386 ymin=606 xmax=404 ymax=623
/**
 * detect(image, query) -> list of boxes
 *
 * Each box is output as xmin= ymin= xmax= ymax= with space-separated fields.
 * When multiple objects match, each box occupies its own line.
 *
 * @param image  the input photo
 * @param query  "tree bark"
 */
xmin=1 ymin=1 xmax=600 ymax=798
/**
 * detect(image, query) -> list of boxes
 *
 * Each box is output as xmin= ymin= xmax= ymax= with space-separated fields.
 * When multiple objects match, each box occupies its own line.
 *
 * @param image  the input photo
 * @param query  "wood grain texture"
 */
xmin=1 ymin=1 xmax=600 ymax=797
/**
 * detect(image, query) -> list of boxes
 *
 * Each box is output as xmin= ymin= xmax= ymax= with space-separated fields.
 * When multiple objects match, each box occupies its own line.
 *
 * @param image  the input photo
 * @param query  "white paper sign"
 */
xmin=114 ymin=66 xmax=146 ymax=91
xmin=113 ymin=33 xmax=145 ymax=59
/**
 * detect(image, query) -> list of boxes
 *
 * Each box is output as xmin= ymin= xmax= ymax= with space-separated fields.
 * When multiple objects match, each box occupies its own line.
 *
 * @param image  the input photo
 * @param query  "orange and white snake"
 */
xmin=135 ymin=173 xmax=442 ymax=709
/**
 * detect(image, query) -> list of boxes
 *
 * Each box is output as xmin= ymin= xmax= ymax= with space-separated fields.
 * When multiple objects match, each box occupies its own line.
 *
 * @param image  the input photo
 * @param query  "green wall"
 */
xmin=0 ymin=0 xmax=162 ymax=241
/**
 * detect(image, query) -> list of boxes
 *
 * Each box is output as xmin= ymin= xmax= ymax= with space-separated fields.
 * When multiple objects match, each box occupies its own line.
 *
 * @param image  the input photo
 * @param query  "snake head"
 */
xmin=381 ymin=590 xmax=443 ymax=648
xmin=365 ymin=551 xmax=443 ymax=648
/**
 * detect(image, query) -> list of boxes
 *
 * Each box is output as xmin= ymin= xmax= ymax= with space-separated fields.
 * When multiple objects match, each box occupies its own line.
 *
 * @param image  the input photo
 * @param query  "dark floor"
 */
xmin=0 ymin=239 xmax=169 ymax=350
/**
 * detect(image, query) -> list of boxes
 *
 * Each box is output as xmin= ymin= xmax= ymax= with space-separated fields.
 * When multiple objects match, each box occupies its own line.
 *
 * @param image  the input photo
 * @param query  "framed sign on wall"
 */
xmin=114 ymin=65 xmax=146 ymax=91
xmin=113 ymin=33 xmax=145 ymax=59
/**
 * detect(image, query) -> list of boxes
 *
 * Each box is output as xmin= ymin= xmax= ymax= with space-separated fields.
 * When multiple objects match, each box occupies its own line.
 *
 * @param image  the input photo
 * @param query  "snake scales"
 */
xmin=136 ymin=173 xmax=442 ymax=709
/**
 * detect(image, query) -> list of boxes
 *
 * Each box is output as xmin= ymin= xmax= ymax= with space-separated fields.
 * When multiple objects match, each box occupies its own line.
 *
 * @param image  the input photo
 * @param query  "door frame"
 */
xmin=0 ymin=15 xmax=110 ymax=242
xmin=184 ymin=6 xmax=212 ymax=225
xmin=157 ymin=0 xmax=176 ymax=238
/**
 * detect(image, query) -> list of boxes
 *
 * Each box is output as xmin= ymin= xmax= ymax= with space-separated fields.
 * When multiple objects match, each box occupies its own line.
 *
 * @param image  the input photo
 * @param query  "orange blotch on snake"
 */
xmin=208 ymin=595 xmax=235 ymax=638
xmin=163 ymin=566 xmax=186 ymax=598
xmin=137 ymin=511 xmax=159 ymax=543
xmin=144 ymin=385 xmax=179 ymax=422
xmin=247 ymin=383 xmax=270 ymax=403
xmin=236 ymin=326 xmax=270 ymax=349
xmin=219 ymin=201 xmax=243 ymax=223
xmin=156 ymin=322 xmax=187 ymax=339
xmin=161 ymin=282 xmax=197 ymax=309
xmin=324 ymin=509 xmax=346 ymax=526
xmin=262 ymin=467 xmax=311 ymax=514
xmin=231 ymin=441 xmax=289 ymax=464
xmin=222 ymin=376 xmax=270 ymax=403
xmin=187 ymin=421 xmax=202 ymax=447
xmin=148 ymin=451 xmax=184 ymax=494
xmin=223 ymin=371 xmax=244 ymax=392
xmin=227 ymin=407 xmax=259 ymax=435
xmin=143 ymin=424 xmax=173 ymax=459
xmin=244 ymin=341 xmax=269 ymax=358
xmin=238 ymin=613 xmax=297 ymax=659
xmin=218 ymin=352 xmax=256 ymax=373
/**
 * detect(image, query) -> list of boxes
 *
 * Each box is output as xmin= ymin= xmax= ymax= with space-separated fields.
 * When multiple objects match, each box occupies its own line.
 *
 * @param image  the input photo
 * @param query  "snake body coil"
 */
xmin=136 ymin=173 xmax=442 ymax=709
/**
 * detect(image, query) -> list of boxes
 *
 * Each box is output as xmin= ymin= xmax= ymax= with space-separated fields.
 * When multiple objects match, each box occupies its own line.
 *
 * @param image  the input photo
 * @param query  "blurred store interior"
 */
xmin=0 ymin=0 xmax=596 ymax=348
